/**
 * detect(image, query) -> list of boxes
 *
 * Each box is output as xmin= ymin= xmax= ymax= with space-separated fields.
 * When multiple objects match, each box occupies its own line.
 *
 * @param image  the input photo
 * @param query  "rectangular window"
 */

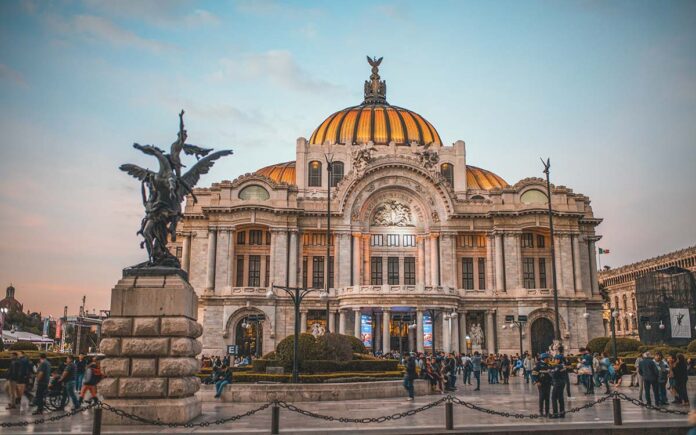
xmin=536 ymin=234 xmax=545 ymax=248
xmin=387 ymin=257 xmax=399 ymax=285
xmin=266 ymin=231 xmax=271 ymax=245
xmin=312 ymin=256 xmax=324 ymax=288
xmin=175 ymin=246 xmax=182 ymax=258
xmin=370 ymin=234 xmax=383 ymax=247
xmin=249 ymin=230 xmax=263 ymax=245
xmin=403 ymin=235 xmax=416 ymax=247
xmin=478 ymin=257 xmax=486 ymax=290
xmin=457 ymin=235 xmax=475 ymax=248
xmin=302 ymin=256 xmax=308 ymax=288
xmin=538 ymin=258 xmax=547 ymax=288
xmin=264 ymin=255 xmax=270 ymax=287
xmin=235 ymin=256 xmax=244 ymax=286
xmin=462 ymin=257 xmax=474 ymax=289
xmin=522 ymin=258 xmax=536 ymax=289
xmin=237 ymin=231 xmax=246 ymax=245
xmin=521 ymin=233 xmax=534 ymax=248
xmin=404 ymin=257 xmax=416 ymax=285
xmin=386 ymin=234 xmax=400 ymax=247
xmin=370 ymin=257 xmax=383 ymax=285
xmin=329 ymin=256 xmax=334 ymax=288
xmin=476 ymin=235 xmax=487 ymax=248
xmin=248 ymin=255 xmax=261 ymax=287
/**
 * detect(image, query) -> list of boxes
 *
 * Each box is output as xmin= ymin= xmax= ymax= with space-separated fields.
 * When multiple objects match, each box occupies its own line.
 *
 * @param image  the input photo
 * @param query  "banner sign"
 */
xmin=360 ymin=314 xmax=372 ymax=348
xmin=42 ymin=318 xmax=50 ymax=337
xmin=669 ymin=308 xmax=692 ymax=338
xmin=423 ymin=313 xmax=433 ymax=348
xmin=55 ymin=319 xmax=62 ymax=339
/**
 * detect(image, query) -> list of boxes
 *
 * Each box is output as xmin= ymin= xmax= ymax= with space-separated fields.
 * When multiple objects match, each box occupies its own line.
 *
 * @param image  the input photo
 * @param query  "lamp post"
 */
xmin=267 ymin=285 xmax=328 ymax=383
xmin=240 ymin=314 xmax=266 ymax=358
xmin=324 ymin=153 xmax=334 ymax=333
xmin=541 ymin=158 xmax=561 ymax=343
xmin=609 ymin=309 xmax=619 ymax=361
xmin=502 ymin=315 xmax=527 ymax=357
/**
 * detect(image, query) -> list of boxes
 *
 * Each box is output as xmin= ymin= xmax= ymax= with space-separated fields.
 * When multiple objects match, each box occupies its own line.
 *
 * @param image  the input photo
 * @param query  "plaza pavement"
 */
xmin=0 ymin=375 xmax=693 ymax=434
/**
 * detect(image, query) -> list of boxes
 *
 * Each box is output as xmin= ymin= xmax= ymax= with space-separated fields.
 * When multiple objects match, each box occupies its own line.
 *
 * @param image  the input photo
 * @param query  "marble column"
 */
xmin=288 ymin=230 xmax=298 ymax=287
xmin=430 ymin=234 xmax=439 ymax=286
xmin=362 ymin=235 xmax=370 ymax=285
xmin=451 ymin=313 xmax=460 ymax=354
xmin=375 ymin=313 xmax=382 ymax=352
xmin=417 ymin=236 xmax=426 ymax=288
xmin=459 ymin=311 xmax=468 ymax=353
xmin=408 ymin=325 xmax=416 ymax=352
xmin=328 ymin=310 xmax=336 ymax=333
xmin=515 ymin=234 xmax=523 ymax=289
xmin=352 ymin=233 xmax=361 ymax=286
xmin=554 ymin=234 xmax=564 ymax=294
xmin=338 ymin=233 xmax=351 ymax=287
xmin=572 ymin=234 xmax=583 ymax=293
xmin=205 ymin=228 xmax=217 ymax=291
xmin=382 ymin=309 xmax=391 ymax=353
xmin=268 ymin=231 xmax=275 ymax=287
xmin=181 ymin=233 xmax=192 ymax=273
xmin=588 ymin=239 xmax=599 ymax=295
xmin=338 ymin=310 xmax=347 ymax=335
xmin=495 ymin=233 xmax=505 ymax=292
xmin=354 ymin=308 xmax=361 ymax=338
xmin=416 ymin=309 xmax=424 ymax=353
xmin=300 ymin=310 xmax=307 ymax=334
xmin=486 ymin=310 xmax=495 ymax=354
xmin=442 ymin=315 xmax=451 ymax=352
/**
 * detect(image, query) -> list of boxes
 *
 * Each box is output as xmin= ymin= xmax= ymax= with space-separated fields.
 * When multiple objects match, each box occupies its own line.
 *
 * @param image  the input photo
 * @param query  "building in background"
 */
xmin=175 ymin=59 xmax=605 ymax=357
xmin=598 ymin=245 xmax=696 ymax=338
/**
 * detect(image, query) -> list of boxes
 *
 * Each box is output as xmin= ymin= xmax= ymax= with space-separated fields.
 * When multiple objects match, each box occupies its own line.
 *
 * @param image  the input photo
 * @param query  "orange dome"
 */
xmin=254 ymin=161 xmax=507 ymax=190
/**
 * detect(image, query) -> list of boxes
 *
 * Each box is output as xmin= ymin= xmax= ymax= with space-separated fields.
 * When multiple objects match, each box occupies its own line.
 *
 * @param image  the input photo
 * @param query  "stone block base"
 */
xmin=101 ymin=396 xmax=201 ymax=425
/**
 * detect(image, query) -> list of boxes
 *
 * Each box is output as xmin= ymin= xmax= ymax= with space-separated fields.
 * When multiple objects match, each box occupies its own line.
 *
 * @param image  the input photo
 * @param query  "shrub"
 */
xmin=345 ymin=335 xmax=367 ymax=354
xmin=251 ymin=359 xmax=282 ymax=373
xmin=649 ymin=346 xmax=684 ymax=358
xmin=8 ymin=341 xmax=38 ymax=351
xmin=603 ymin=338 xmax=641 ymax=355
xmin=262 ymin=351 xmax=276 ymax=360
xmin=687 ymin=340 xmax=696 ymax=353
xmin=300 ymin=359 xmax=399 ymax=373
xmin=586 ymin=337 xmax=610 ymax=354
xmin=316 ymin=333 xmax=353 ymax=362
xmin=275 ymin=334 xmax=322 ymax=370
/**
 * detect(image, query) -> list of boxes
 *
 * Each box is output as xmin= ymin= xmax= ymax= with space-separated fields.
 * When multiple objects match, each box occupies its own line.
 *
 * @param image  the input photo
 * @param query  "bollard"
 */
xmin=271 ymin=403 xmax=280 ymax=435
xmin=92 ymin=407 xmax=103 ymax=435
xmin=445 ymin=401 xmax=453 ymax=430
xmin=612 ymin=398 xmax=622 ymax=426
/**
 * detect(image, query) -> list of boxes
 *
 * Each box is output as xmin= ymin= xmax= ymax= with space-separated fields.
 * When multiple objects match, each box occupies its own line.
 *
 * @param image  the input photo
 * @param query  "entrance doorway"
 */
xmin=235 ymin=316 xmax=263 ymax=357
xmin=390 ymin=313 xmax=414 ymax=355
xmin=530 ymin=317 xmax=554 ymax=356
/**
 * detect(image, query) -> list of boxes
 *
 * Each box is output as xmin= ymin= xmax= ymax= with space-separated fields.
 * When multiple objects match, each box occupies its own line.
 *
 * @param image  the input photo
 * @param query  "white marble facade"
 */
xmin=174 ymin=64 xmax=605 ymax=358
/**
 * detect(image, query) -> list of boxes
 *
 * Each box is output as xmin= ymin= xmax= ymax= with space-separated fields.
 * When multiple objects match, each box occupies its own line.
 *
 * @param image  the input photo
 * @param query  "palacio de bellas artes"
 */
xmin=1 ymin=1 xmax=696 ymax=434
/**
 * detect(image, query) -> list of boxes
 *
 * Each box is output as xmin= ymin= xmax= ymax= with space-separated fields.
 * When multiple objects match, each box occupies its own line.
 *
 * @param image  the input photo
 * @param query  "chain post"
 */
xmin=271 ymin=402 xmax=280 ymax=434
xmin=612 ymin=396 xmax=622 ymax=425
xmin=92 ymin=406 xmax=102 ymax=435
xmin=445 ymin=399 xmax=454 ymax=430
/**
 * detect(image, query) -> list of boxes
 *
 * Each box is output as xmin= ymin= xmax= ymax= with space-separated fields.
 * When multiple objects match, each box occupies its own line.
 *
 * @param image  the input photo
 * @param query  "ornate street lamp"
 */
xmin=502 ymin=315 xmax=527 ymax=356
xmin=267 ymin=285 xmax=328 ymax=383
xmin=324 ymin=152 xmax=335 ymax=332
xmin=541 ymin=158 xmax=561 ymax=343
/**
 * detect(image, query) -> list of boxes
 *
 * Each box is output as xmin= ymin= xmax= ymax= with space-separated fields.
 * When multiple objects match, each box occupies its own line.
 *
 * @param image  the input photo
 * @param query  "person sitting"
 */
xmin=214 ymin=365 xmax=233 ymax=399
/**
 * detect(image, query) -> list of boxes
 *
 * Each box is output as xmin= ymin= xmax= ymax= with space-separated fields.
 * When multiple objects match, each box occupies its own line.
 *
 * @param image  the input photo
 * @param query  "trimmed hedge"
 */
xmin=649 ymin=346 xmax=685 ymax=357
xmin=316 ymin=333 xmax=352 ymax=362
xmin=251 ymin=358 xmax=399 ymax=373
xmin=231 ymin=371 xmax=403 ymax=383
xmin=8 ymin=342 xmax=38 ymax=351
xmin=276 ymin=334 xmax=323 ymax=370
xmin=586 ymin=337 xmax=610 ymax=354
xmin=688 ymin=340 xmax=696 ymax=353
xmin=603 ymin=338 xmax=641 ymax=355
xmin=345 ymin=335 xmax=367 ymax=354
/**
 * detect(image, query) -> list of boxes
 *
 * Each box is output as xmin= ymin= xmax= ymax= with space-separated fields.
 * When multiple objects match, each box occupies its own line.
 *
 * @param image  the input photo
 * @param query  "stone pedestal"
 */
xmin=99 ymin=271 xmax=203 ymax=424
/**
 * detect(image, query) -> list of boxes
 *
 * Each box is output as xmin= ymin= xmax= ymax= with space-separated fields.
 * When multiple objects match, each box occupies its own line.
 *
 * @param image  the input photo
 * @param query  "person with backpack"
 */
xmin=80 ymin=358 xmax=101 ymax=405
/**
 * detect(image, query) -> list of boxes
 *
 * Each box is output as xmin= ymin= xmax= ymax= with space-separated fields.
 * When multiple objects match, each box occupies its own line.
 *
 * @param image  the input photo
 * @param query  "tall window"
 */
xmin=330 ymin=161 xmax=344 ymax=187
xmin=312 ymin=256 xmax=324 ymax=288
xmin=248 ymin=255 xmax=261 ymax=287
xmin=441 ymin=163 xmax=454 ymax=186
xmin=371 ymin=257 xmax=383 ymax=285
xmin=249 ymin=230 xmax=263 ymax=245
xmin=622 ymin=294 xmax=627 ymax=310
xmin=237 ymin=231 xmax=246 ymax=245
xmin=387 ymin=257 xmax=399 ymax=285
xmin=265 ymin=231 xmax=271 ymax=245
xmin=308 ymin=161 xmax=322 ymax=187
xmin=370 ymin=234 xmax=383 ymax=246
xmin=264 ymin=256 xmax=270 ymax=287
xmin=522 ymin=258 xmax=536 ymax=289
xmin=536 ymin=234 xmax=545 ymax=248
xmin=302 ymin=256 xmax=308 ymax=288
xmin=462 ymin=257 xmax=474 ymax=289
xmin=236 ymin=256 xmax=244 ymax=286
xmin=403 ymin=235 xmax=416 ymax=247
xmin=521 ymin=233 xmax=534 ymax=248
xmin=478 ymin=258 xmax=486 ymax=290
xmin=386 ymin=234 xmax=400 ymax=247
xmin=538 ymin=258 xmax=547 ymax=288
xmin=614 ymin=296 xmax=619 ymax=309
xmin=404 ymin=257 xmax=416 ymax=285
xmin=329 ymin=256 xmax=334 ymax=288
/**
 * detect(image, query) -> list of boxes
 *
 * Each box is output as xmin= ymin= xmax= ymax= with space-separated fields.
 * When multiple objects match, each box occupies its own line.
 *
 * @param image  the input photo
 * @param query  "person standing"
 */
xmin=59 ymin=355 xmax=81 ymax=410
xmin=673 ymin=354 xmax=690 ymax=406
xmin=638 ymin=352 xmax=660 ymax=406
xmin=471 ymin=351 xmax=482 ymax=391
xmin=462 ymin=354 xmax=472 ymax=385
xmin=79 ymin=359 xmax=101 ymax=405
xmin=4 ymin=352 xmax=19 ymax=409
xmin=655 ymin=352 xmax=670 ymax=406
xmin=523 ymin=353 xmax=534 ymax=384
xmin=533 ymin=353 xmax=553 ymax=417
xmin=403 ymin=354 xmax=417 ymax=401
xmin=75 ymin=354 xmax=87 ymax=392
xmin=445 ymin=352 xmax=457 ymax=392
xmin=633 ymin=353 xmax=644 ymax=399
xmin=501 ymin=354 xmax=511 ymax=384
xmin=16 ymin=351 xmax=33 ymax=405
xmin=32 ymin=354 xmax=51 ymax=415
xmin=550 ymin=355 xmax=567 ymax=418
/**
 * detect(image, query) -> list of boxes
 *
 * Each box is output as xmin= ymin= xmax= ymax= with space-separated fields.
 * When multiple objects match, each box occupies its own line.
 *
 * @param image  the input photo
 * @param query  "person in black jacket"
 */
xmin=533 ymin=353 xmax=552 ymax=417
xmin=550 ymin=355 xmax=567 ymax=418
xmin=404 ymin=354 xmax=417 ymax=401
xmin=673 ymin=353 xmax=689 ymax=405
xmin=638 ymin=352 xmax=660 ymax=406
xmin=4 ymin=352 xmax=20 ymax=409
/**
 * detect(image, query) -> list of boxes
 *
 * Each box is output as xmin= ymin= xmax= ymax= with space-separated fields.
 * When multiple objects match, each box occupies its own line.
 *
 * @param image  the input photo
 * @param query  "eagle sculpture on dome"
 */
xmin=119 ymin=111 xmax=232 ymax=269
xmin=364 ymin=56 xmax=387 ymax=104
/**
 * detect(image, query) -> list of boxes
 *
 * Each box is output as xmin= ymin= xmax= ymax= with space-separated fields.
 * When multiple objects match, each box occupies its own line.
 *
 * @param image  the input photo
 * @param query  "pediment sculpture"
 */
xmin=372 ymin=200 xmax=414 ymax=227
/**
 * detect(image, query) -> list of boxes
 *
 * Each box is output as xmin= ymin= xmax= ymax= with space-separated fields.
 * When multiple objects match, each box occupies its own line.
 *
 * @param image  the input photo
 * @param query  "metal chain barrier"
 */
xmin=275 ymin=396 xmax=450 ymax=423
xmin=612 ymin=391 xmax=689 ymax=416
xmin=450 ymin=393 xmax=614 ymax=419
xmin=98 ymin=401 xmax=272 ymax=428
xmin=0 ymin=402 xmax=98 ymax=428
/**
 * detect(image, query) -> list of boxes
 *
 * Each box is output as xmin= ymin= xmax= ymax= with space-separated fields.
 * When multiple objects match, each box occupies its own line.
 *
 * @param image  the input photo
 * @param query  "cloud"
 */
xmin=81 ymin=0 xmax=219 ymax=28
xmin=72 ymin=14 xmax=173 ymax=52
xmin=209 ymin=50 xmax=340 ymax=93
xmin=0 ymin=64 xmax=28 ymax=88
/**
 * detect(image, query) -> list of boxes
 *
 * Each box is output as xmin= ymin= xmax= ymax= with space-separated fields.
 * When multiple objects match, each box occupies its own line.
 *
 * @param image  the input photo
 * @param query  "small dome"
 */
xmin=255 ymin=161 xmax=296 ymax=185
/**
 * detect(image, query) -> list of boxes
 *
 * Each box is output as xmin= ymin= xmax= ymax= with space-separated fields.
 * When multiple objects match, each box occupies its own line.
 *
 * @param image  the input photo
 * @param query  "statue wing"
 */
xmin=182 ymin=144 xmax=213 ymax=158
xmin=179 ymin=149 xmax=233 ymax=194
xmin=133 ymin=143 xmax=166 ymax=156
xmin=119 ymin=163 xmax=154 ymax=181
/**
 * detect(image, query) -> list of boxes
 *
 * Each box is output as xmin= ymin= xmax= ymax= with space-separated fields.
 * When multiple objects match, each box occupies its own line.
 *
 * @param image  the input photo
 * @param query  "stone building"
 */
xmin=175 ymin=59 xmax=605 ymax=358
xmin=598 ymin=245 xmax=696 ymax=337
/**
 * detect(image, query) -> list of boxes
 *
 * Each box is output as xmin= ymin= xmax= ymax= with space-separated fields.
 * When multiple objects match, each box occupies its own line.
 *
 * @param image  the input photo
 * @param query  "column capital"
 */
xmin=430 ymin=233 xmax=440 ymax=239
xmin=270 ymin=227 xmax=289 ymax=234
xmin=352 ymin=307 xmax=362 ymax=312
xmin=458 ymin=309 xmax=468 ymax=315
xmin=382 ymin=307 xmax=391 ymax=313
xmin=352 ymin=232 xmax=362 ymax=238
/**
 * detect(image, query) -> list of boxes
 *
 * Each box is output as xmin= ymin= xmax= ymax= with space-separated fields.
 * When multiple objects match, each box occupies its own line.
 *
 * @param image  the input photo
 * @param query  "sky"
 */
xmin=0 ymin=0 xmax=695 ymax=317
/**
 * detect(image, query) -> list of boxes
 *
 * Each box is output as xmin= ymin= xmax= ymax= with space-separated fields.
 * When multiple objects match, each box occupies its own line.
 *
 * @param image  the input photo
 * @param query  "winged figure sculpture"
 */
xmin=120 ymin=111 xmax=233 ymax=268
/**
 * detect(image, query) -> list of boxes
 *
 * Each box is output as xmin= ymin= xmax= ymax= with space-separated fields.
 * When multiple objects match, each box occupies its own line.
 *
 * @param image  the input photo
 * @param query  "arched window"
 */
xmin=238 ymin=185 xmax=270 ymax=201
xmin=622 ymin=294 xmax=627 ymax=310
xmin=440 ymin=163 xmax=454 ymax=186
xmin=623 ymin=318 xmax=629 ymax=331
xmin=632 ymin=295 xmax=636 ymax=311
xmin=470 ymin=195 xmax=485 ymax=201
xmin=308 ymin=161 xmax=322 ymax=187
xmin=614 ymin=296 xmax=619 ymax=309
xmin=520 ymin=189 xmax=548 ymax=205
xmin=330 ymin=161 xmax=344 ymax=187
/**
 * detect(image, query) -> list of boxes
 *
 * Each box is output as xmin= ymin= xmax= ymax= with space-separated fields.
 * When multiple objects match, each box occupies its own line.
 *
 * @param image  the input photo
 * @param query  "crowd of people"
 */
xmin=3 ymin=352 xmax=102 ymax=415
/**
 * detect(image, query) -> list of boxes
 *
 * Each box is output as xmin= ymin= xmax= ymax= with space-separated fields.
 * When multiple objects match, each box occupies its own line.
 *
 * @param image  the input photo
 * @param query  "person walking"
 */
xmin=523 ymin=353 xmax=534 ymax=384
xmin=633 ymin=353 xmax=644 ymax=400
xmin=533 ymin=353 xmax=553 ymax=417
xmin=403 ymin=354 xmax=417 ymax=401
xmin=79 ymin=359 xmax=101 ymax=405
xmin=639 ymin=352 xmax=660 ymax=406
xmin=673 ymin=354 xmax=690 ymax=406
xmin=75 ymin=354 xmax=87 ymax=392
xmin=471 ymin=351 xmax=482 ymax=391
xmin=32 ymin=354 xmax=51 ymax=415
xmin=59 ymin=355 xmax=81 ymax=410
xmin=598 ymin=352 xmax=611 ymax=394
xmin=551 ymin=354 xmax=567 ymax=418
xmin=4 ymin=352 xmax=20 ymax=409
xmin=16 ymin=351 xmax=33 ymax=405
xmin=501 ymin=354 xmax=511 ymax=384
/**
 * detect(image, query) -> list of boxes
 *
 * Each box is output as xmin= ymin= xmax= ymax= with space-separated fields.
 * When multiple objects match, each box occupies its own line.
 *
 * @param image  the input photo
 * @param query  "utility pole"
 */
xmin=75 ymin=295 xmax=85 ymax=355
xmin=324 ymin=153 xmax=334 ymax=333
xmin=542 ymin=158 xmax=562 ymax=343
